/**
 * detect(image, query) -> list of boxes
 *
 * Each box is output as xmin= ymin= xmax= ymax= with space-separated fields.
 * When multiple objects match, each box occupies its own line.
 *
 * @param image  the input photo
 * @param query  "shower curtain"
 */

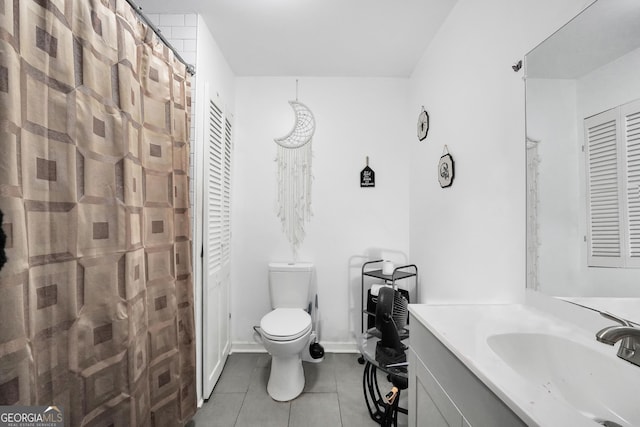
xmin=0 ymin=1 xmax=196 ymax=425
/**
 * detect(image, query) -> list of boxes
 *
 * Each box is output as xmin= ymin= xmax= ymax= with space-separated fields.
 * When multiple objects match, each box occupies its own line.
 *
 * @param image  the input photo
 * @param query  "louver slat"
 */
xmin=207 ymin=100 xmax=224 ymax=271
xmin=626 ymin=109 xmax=640 ymax=258
xmin=221 ymin=118 xmax=233 ymax=264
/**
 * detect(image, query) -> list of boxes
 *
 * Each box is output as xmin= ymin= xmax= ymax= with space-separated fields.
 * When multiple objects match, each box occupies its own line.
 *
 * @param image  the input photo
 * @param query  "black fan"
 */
xmin=375 ymin=287 xmax=408 ymax=353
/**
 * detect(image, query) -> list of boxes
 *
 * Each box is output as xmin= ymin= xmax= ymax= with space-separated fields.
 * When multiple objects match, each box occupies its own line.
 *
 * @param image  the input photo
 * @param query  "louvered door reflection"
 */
xmin=585 ymin=99 xmax=640 ymax=268
xmin=585 ymin=109 xmax=624 ymax=266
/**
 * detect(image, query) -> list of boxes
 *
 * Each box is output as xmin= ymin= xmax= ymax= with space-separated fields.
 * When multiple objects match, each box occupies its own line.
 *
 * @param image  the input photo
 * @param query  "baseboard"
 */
xmin=230 ymin=342 xmax=267 ymax=353
xmin=320 ymin=342 xmax=359 ymax=353
xmin=230 ymin=341 xmax=359 ymax=354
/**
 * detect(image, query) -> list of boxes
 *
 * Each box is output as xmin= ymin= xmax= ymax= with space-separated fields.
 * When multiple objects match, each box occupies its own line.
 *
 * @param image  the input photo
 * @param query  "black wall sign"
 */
xmin=360 ymin=157 xmax=375 ymax=187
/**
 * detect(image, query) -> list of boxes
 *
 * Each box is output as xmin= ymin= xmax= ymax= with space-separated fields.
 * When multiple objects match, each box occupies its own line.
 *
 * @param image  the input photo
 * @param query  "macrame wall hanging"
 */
xmin=274 ymin=81 xmax=316 ymax=259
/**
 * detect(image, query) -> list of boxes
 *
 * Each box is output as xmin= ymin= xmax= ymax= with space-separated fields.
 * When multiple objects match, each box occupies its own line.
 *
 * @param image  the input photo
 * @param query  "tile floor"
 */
xmin=188 ymin=352 xmax=408 ymax=427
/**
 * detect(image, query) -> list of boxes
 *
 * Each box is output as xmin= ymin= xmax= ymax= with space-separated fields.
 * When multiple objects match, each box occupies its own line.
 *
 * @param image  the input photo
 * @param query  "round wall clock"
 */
xmin=417 ymin=107 xmax=429 ymax=141
xmin=438 ymin=152 xmax=454 ymax=188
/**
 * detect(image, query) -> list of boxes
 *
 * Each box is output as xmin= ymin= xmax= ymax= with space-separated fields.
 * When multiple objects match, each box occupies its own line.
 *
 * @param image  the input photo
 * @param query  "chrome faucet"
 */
xmin=596 ymin=312 xmax=640 ymax=367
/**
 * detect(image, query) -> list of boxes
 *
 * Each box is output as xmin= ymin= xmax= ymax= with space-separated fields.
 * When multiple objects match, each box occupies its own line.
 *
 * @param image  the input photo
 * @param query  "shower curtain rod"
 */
xmin=125 ymin=0 xmax=196 ymax=75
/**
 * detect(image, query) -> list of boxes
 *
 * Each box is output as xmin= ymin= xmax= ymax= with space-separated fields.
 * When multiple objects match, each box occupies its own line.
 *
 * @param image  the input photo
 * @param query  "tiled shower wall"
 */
xmin=146 ymin=13 xmax=198 ymax=212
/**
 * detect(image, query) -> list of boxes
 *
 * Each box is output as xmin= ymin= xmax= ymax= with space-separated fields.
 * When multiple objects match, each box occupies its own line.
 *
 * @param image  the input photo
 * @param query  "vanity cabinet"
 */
xmin=409 ymin=347 xmax=469 ymax=426
xmin=408 ymin=312 xmax=526 ymax=427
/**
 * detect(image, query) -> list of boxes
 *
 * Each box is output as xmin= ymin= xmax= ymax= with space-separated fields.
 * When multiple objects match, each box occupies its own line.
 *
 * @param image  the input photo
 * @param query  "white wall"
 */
xmin=407 ymin=0 xmax=592 ymax=303
xmin=230 ymin=77 xmax=411 ymax=350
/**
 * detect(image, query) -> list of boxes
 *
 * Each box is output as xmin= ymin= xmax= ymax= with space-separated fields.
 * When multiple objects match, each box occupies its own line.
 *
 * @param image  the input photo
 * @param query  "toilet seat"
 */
xmin=261 ymin=308 xmax=312 ymax=342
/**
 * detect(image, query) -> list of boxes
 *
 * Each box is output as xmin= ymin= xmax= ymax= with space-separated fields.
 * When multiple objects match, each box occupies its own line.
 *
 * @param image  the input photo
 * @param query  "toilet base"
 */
xmin=267 ymin=354 xmax=305 ymax=401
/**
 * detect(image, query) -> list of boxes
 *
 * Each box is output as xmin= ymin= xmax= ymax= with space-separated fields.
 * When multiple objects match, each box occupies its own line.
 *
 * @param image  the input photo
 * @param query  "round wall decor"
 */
xmin=417 ymin=107 xmax=429 ymax=141
xmin=438 ymin=147 xmax=454 ymax=188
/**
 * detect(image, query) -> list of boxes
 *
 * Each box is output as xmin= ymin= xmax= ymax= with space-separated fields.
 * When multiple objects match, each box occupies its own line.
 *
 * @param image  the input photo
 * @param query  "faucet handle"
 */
xmin=600 ymin=311 xmax=632 ymax=327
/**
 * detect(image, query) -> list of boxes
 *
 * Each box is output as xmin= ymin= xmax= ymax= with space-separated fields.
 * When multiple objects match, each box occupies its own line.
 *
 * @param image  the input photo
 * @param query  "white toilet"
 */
xmin=259 ymin=262 xmax=320 ymax=401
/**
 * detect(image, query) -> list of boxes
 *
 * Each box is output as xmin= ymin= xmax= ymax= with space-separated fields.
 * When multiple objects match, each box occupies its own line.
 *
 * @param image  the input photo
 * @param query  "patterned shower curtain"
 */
xmin=0 ymin=0 xmax=196 ymax=425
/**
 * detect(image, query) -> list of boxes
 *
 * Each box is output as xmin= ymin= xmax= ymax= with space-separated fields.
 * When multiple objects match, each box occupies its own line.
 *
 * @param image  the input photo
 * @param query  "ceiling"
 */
xmin=136 ymin=0 xmax=458 ymax=77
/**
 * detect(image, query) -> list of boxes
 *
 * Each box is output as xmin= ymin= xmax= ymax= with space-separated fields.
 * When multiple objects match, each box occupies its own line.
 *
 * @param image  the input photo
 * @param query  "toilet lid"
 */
xmin=261 ymin=308 xmax=312 ymax=341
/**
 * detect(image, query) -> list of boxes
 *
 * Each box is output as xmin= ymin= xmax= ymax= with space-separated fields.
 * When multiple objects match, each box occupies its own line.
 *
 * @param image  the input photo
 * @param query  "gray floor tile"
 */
xmin=214 ymin=353 xmax=262 ymax=393
xmin=302 ymin=359 xmax=337 ymax=393
xmin=255 ymin=353 xmax=271 ymax=368
xmin=247 ymin=365 xmax=270 ymax=394
xmin=289 ymin=393 xmax=341 ymax=427
xmin=234 ymin=391 xmax=291 ymax=427
xmin=190 ymin=352 xmax=384 ymax=426
xmin=336 ymin=375 xmax=363 ymax=398
xmin=333 ymin=353 xmax=367 ymax=385
xmin=190 ymin=393 xmax=245 ymax=427
xmin=338 ymin=388 xmax=380 ymax=427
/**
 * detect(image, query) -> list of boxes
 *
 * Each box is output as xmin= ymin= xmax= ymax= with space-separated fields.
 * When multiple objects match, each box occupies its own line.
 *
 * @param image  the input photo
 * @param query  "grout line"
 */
xmin=336 ymin=388 xmax=346 ymax=427
xmin=233 ymin=392 xmax=247 ymax=427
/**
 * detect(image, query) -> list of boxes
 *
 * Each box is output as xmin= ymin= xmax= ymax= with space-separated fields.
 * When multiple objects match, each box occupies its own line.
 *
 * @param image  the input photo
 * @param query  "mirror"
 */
xmin=525 ymin=0 xmax=640 ymax=317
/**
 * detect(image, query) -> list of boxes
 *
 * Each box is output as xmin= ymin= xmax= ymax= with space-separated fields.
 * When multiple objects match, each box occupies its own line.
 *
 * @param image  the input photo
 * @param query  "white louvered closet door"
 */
xmin=203 ymin=89 xmax=232 ymax=398
xmin=585 ymin=99 xmax=640 ymax=268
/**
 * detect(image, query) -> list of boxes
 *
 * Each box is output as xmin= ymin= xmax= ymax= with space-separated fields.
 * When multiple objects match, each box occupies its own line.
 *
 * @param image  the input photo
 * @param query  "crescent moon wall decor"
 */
xmin=274 ymin=100 xmax=316 ymax=259
xmin=275 ymin=101 xmax=316 ymax=148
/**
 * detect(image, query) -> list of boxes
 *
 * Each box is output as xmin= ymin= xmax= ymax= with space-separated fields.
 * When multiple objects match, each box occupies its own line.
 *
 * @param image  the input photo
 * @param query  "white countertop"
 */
xmin=407 ymin=303 xmax=626 ymax=427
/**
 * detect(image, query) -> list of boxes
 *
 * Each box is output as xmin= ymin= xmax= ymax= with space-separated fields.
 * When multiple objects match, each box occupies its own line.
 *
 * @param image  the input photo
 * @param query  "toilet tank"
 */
xmin=268 ymin=262 xmax=313 ymax=309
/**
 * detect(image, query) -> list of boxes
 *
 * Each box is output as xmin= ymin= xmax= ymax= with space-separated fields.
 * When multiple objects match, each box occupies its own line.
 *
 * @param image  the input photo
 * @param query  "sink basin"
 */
xmin=487 ymin=333 xmax=640 ymax=427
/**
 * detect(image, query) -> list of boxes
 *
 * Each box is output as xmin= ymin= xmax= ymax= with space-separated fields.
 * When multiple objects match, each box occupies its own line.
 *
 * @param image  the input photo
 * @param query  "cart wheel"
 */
xmin=357 ymin=355 xmax=365 ymax=365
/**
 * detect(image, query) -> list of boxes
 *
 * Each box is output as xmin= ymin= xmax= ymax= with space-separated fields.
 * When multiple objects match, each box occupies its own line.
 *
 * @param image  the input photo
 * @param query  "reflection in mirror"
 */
xmin=525 ymin=0 xmax=640 ymax=318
